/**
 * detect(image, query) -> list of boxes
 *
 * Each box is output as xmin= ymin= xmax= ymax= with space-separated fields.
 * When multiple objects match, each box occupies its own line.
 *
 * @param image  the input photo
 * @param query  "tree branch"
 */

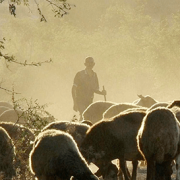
xmin=0 ymin=0 xmax=75 ymax=21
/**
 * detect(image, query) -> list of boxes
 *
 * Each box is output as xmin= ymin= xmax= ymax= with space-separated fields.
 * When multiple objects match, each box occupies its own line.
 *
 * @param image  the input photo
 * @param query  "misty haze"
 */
xmin=1 ymin=0 xmax=180 ymax=123
xmin=1 ymin=0 xmax=180 ymax=180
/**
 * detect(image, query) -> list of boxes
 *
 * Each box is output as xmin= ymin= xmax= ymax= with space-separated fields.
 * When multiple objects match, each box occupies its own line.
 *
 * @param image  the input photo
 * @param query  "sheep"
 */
xmin=167 ymin=100 xmax=180 ymax=180
xmin=0 ymin=108 xmax=55 ymax=132
xmin=81 ymin=120 xmax=93 ymax=126
xmin=137 ymin=107 xmax=180 ymax=180
xmin=0 ymin=106 xmax=11 ymax=116
xmin=95 ymin=162 xmax=119 ymax=180
xmin=103 ymin=103 xmax=145 ymax=119
xmin=133 ymin=94 xmax=158 ymax=108
xmin=41 ymin=120 xmax=90 ymax=147
xmin=29 ymin=129 xmax=99 ymax=180
xmin=0 ymin=101 xmax=13 ymax=109
xmin=81 ymin=110 xmax=147 ymax=180
xmin=0 ymin=127 xmax=16 ymax=179
xmin=148 ymin=102 xmax=170 ymax=111
xmin=0 ymin=122 xmax=35 ymax=179
xmin=167 ymin=100 xmax=180 ymax=122
xmin=102 ymin=103 xmax=147 ymax=172
xmin=82 ymin=101 xmax=116 ymax=124
xmin=0 ymin=109 xmax=27 ymax=124
xmin=42 ymin=120 xmax=119 ymax=180
xmin=168 ymin=100 xmax=180 ymax=109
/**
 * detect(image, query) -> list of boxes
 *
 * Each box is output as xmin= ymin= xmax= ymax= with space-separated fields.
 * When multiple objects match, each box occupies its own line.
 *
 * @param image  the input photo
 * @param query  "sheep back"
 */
xmin=137 ymin=107 xmax=180 ymax=163
xmin=42 ymin=120 xmax=90 ymax=147
xmin=30 ymin=129 xmax=98 ymax=180
xmin=103 ymin=103 xmax=143 ymax=119
xmin=133 ymin=95 xmax=158 ymax=108
xmin=0 ymin=127 xmax=15 ymax=179
xmin=82 ymin=101 xmax=116 ymax=123
xmin=81 ymin=110 xmax=146 ymax=163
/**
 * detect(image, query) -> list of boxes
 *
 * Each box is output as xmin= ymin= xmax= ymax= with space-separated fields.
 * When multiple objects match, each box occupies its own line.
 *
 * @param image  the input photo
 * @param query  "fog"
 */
xmin=1 ymin=0 xmax=180 ymax=120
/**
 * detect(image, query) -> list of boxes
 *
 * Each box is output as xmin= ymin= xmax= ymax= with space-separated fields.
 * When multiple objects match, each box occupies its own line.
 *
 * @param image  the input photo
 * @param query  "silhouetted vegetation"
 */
xmin=1 ymin=0 xmax=75 ymax=21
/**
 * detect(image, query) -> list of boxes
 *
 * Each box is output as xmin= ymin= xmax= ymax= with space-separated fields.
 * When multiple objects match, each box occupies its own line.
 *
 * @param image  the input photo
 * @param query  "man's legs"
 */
xmin=77 ymin=98 xmax=93 ymax=121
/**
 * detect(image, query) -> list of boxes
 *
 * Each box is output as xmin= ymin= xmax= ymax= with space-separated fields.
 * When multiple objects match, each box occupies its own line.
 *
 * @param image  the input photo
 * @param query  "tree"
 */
xmin=1 ymin=0 xmax=75 ymax=22
xmin=0 ymin=37 xmax=53 ymax=94
xmin=0 ymin=0 xmax=75 ymax=92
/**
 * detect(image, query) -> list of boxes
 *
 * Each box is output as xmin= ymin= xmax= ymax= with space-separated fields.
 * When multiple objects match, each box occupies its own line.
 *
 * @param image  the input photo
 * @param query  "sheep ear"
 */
xmin=137 ymin=94 xmax=144 ymax=99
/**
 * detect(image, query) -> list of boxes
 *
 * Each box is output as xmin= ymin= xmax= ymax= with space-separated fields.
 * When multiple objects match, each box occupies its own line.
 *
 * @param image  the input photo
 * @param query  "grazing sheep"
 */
xmin=82 ymin=101 xmax=116 ymax=124
xmin=168 ymin=100 xmax=180 ymax=109
xmin=81 ymin=110 xmax=146 ymax=180
xmin=0 ymin=106 xmax=11 ymax=116
xmin=81 ymin=120 xmax=93 ymax=126
xmin=42 ymin=121 xmax=117 ymax=180
xmin=167 ymin=100 xmax=180 ymax=122
xmin=0 ymin=109 xmax=27 ymax=124
xmin=0 ymin=108 xmax=54 ymax=130
xmin=167 ymin=100 xmax=180 ymax=180
xmin=133 ymin=95 xmax=158 ymax=108
xmin=0 ymin=101 xmax=13 ymax=109
xmin=0 ymin=122 xmax=35 ymax=179
xmin=29 ymin=129 xmax=99 ymax=180
xmin=148 ymin=102 xmax=170 ymax=111
xmin=95 ymin=162 xmax=119 ymax=180
xmin=0 ymin=127 xmax=16 ymax=179
xmin=42 ymin=120 xmax=90 ymax=147
xmin=103 ymin=103 xmax=144 ymax=119
xmin=137 ymin=107 xmax=180 ymax=180
xmin=175 ymin=154 xmax=180 ymax=180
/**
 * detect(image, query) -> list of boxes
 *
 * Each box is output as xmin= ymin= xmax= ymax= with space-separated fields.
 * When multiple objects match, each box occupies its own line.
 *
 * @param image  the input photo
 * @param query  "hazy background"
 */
xmin=1 ymin=0 xmax=180 ymax=120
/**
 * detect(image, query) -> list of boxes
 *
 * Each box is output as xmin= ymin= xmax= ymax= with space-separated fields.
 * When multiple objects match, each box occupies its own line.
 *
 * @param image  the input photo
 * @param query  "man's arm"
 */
xmin=93 ymin=73 xmax=106 ymax=96
xmin=94 ymin=89 xmax=106 ymax=96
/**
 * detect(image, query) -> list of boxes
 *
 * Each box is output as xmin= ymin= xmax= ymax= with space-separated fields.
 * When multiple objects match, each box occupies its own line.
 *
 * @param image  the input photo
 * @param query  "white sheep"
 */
xmin=82 ymin=101 xmax=116 ymax=124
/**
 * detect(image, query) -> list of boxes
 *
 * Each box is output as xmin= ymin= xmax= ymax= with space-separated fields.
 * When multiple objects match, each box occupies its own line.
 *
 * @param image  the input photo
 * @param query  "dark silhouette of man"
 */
xmin=72 ymin=57 xmax=106 ymax=120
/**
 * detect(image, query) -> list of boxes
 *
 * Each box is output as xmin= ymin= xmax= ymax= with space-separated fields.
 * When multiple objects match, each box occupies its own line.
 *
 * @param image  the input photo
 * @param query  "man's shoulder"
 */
xmin=79 ymin=69 xmax=86 ymax=73
xmin=76 ymin=70 xmax=86 ymax=76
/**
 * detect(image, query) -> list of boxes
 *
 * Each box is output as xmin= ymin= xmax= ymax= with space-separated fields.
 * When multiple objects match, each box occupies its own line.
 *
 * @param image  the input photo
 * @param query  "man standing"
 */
xmin=72 ymin=57 xmax=106 ymax=120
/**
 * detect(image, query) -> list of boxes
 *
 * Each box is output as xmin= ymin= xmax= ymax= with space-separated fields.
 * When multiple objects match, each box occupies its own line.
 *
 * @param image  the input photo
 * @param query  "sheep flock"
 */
xmin=1 ymin=96 xmax=180 ymax=180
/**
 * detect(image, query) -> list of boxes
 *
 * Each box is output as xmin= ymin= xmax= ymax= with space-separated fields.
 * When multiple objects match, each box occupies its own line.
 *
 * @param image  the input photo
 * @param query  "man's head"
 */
xmin=84 ymin=57 xmax=95 ymax=69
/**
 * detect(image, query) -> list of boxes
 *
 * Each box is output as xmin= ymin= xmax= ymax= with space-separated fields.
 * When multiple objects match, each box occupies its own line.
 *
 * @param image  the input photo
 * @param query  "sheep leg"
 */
xmin=117 ymin=159 xmax=124 ymax=180
xmin=146 ymin=159 xmax=155 ymax=180
xmin=94 ymin=168 xmax=102 ymax=177
xmin=118 ymin=168 xmax=124 ymax=180
xmin=131 ymin=160 xmax=138 ymax=180
xmin=176 ymin=154 xmax=180 ymax=180
xmin=119 ymin=159 xmax=131 ymax=180
xmin=117 ymin=159 xmax=131 ymax=180
xmin=163 ymin=160 xmax=173 ymax=180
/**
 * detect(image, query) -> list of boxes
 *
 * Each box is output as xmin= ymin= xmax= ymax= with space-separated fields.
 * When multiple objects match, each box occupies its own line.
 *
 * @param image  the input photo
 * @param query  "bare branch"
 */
xmin=0 ymin=38 xmax=53 ymax=67
xmin=0 ymin=85 xmax=21 ymax=94
xmin=45 ymin=0 xmax=75 ymax=17
xmin=33 ymin=0 xmax=47 ymax=22
xmin=0 ymin=0 xmax=75 ymax=21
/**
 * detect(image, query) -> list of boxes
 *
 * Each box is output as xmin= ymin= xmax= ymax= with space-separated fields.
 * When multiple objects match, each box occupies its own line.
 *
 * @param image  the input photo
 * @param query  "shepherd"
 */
xmin=72 ymin=57 xmax=107 ymax=120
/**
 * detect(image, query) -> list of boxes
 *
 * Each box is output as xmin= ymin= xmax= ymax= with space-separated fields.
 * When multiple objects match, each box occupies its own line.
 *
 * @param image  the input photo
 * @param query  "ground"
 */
xmin=89 ymin=160 xmax=177 ymax=180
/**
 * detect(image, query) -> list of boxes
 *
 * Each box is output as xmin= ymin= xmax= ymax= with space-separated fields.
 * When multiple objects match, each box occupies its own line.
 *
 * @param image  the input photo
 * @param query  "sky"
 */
xmin=1 ymin=0 xmax=180 ymax=120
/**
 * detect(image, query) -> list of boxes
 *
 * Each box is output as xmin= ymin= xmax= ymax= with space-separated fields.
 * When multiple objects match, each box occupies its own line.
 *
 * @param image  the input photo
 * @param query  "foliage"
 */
xmin=0 ymin=38 xmax=52 ymax=67
xmin=0 ymin=38 xmax=53 ymax=93
xmin=11 ymin=94 xmax=56 ymax=134
xmin=0 ymin=93 xmax=55 ymax=179
xmin=1 ymin=0 xmax=75 ymax=22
